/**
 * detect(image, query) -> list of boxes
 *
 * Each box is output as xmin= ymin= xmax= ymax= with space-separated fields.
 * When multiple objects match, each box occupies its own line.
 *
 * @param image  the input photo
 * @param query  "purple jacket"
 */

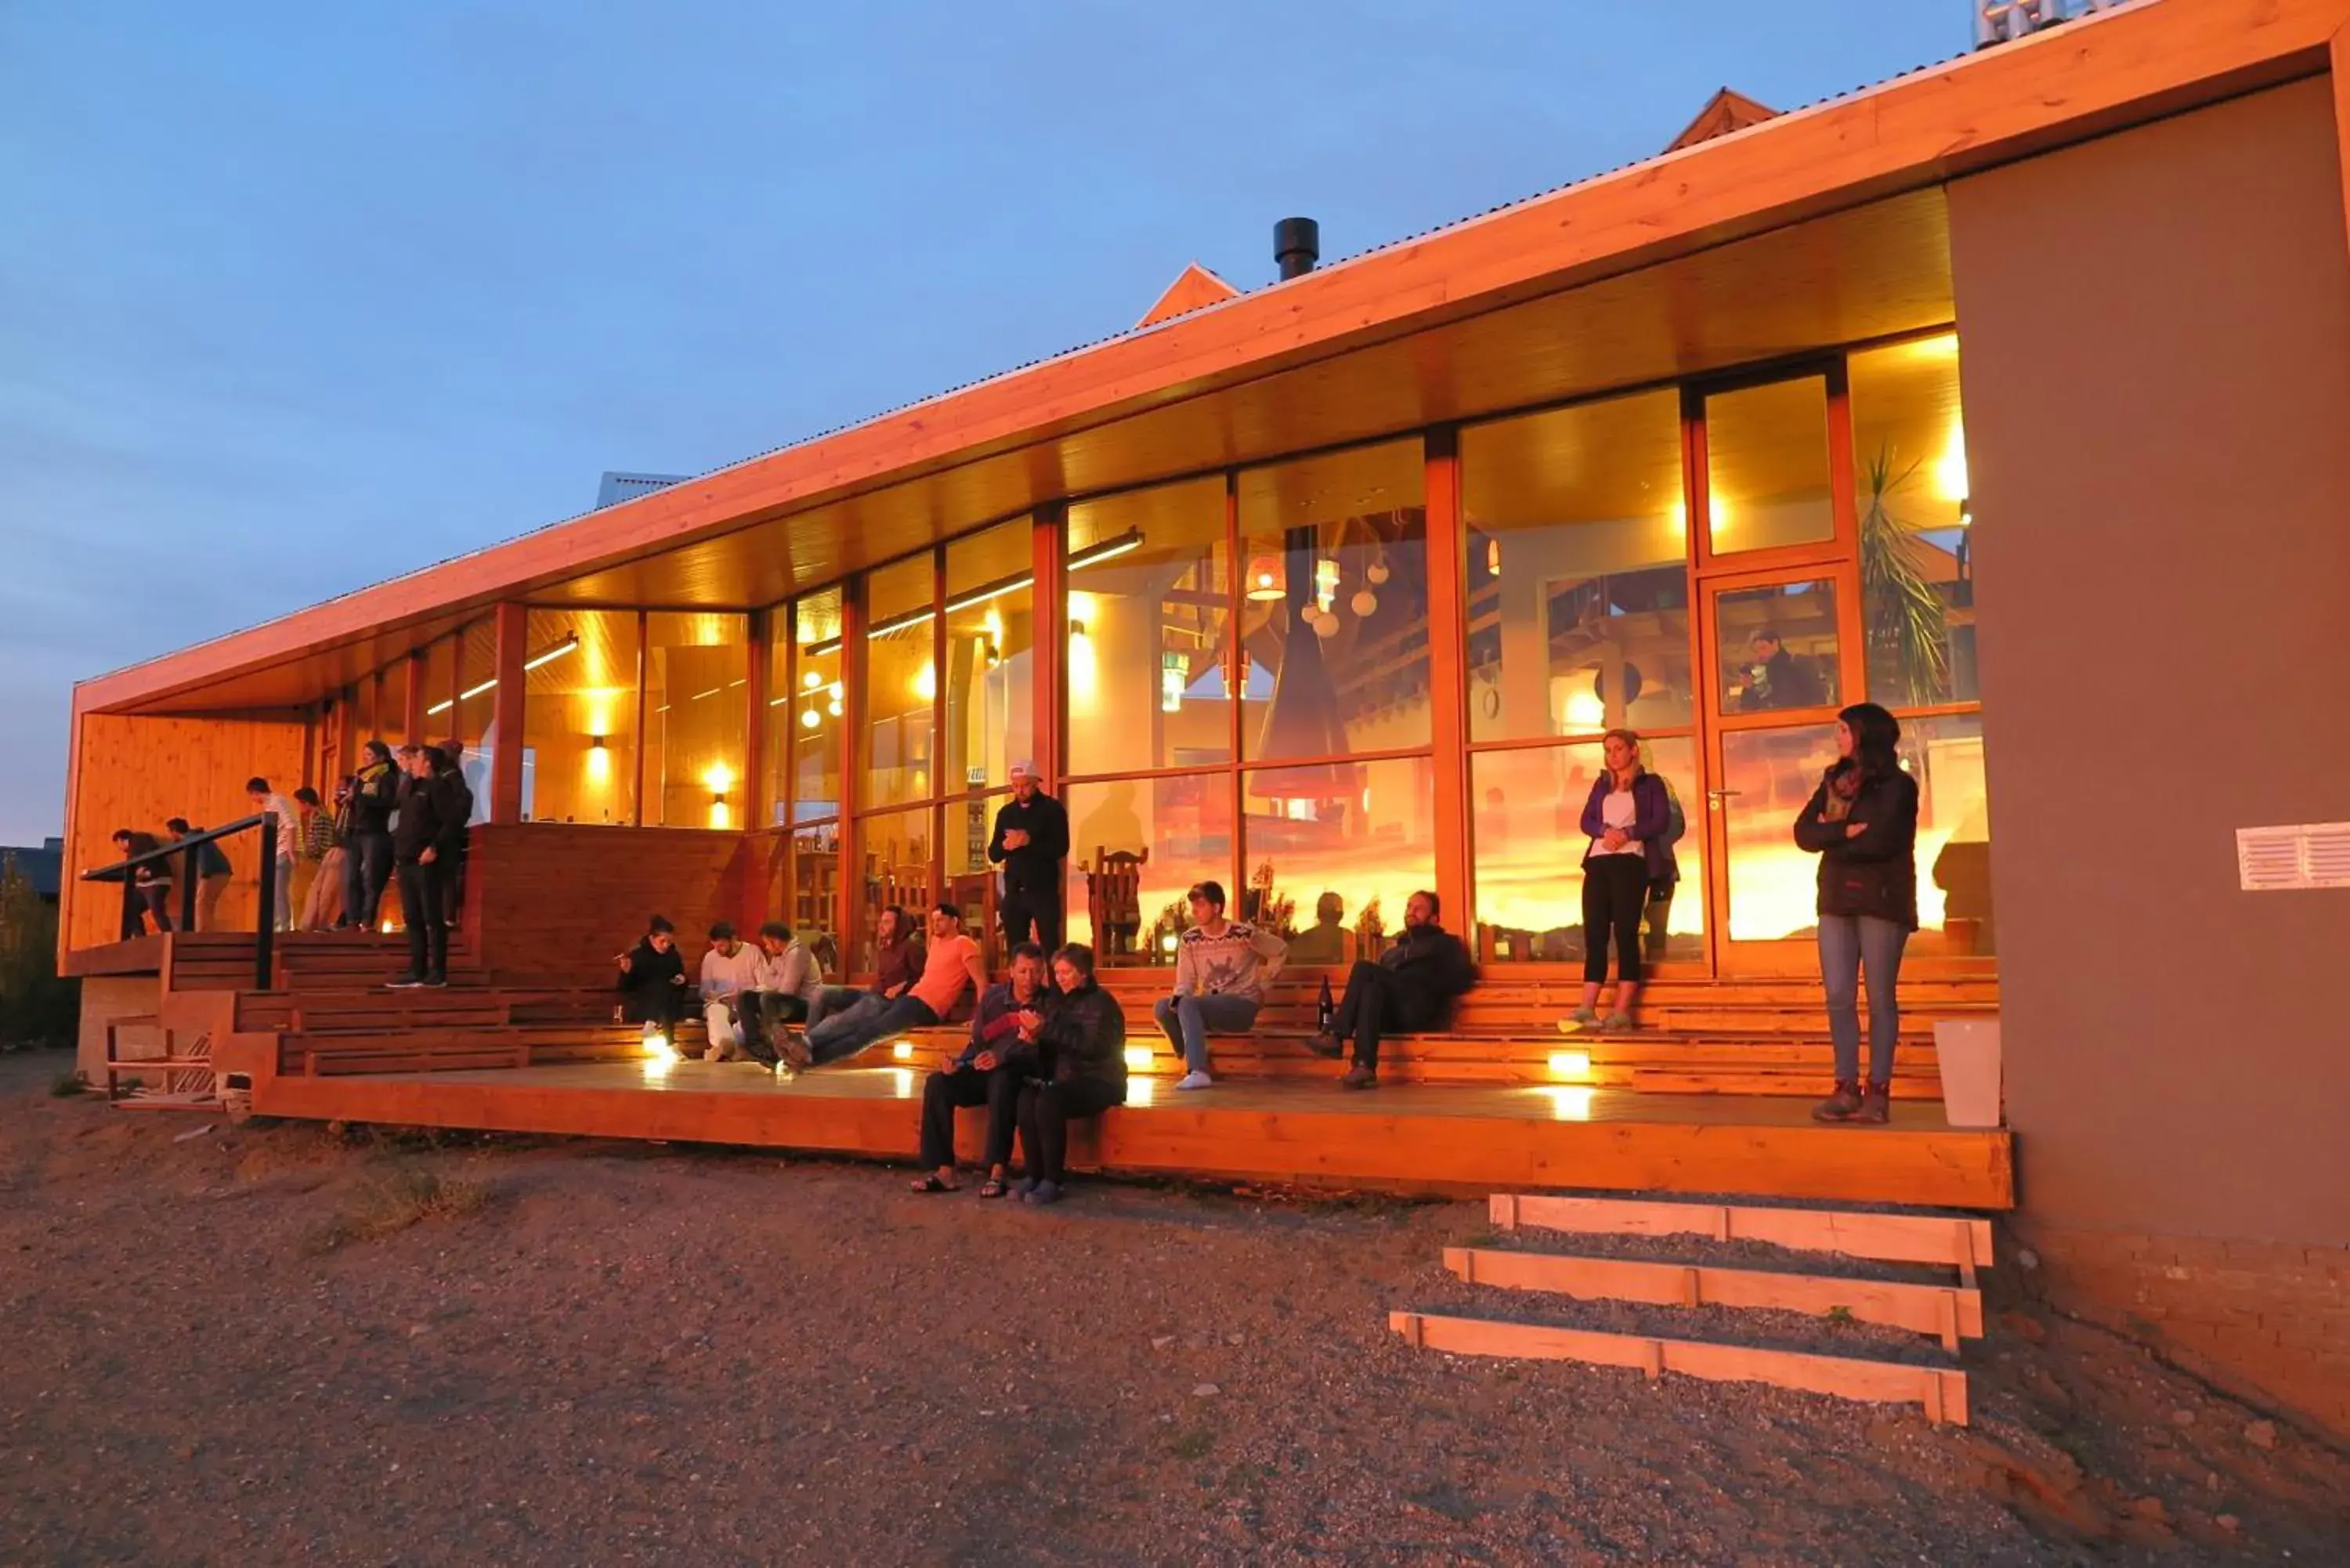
xmin=1579 ymin=772 xmax=1679 ymax=884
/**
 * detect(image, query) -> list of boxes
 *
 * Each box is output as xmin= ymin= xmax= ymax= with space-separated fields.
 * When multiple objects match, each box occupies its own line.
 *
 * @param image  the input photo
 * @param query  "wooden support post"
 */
xmin=403 ymin=650 xmax=427 ymax=744
xmin=1421 ymin=427 xmax=1471 ymax=934
xmin=837 ymin=578 xmax=869 ymax=963
xmin=490 ymin=603 xmax=526 ymax=825
xmin=1032 ymin=504 xmax=1066 ymax=795
xmin=632 ymin=611 xmax=649 ymax=827
xmin=745 ymin=606 xmax=772 ymax=834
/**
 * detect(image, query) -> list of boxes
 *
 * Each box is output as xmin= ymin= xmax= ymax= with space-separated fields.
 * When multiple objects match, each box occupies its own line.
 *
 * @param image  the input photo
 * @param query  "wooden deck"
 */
xmin=248 ymin=1059 xmax=2014 ymax=1210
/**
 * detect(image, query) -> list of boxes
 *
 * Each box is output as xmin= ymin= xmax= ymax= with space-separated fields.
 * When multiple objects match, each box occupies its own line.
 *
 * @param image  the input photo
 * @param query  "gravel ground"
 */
xmin=4 ymin=1050 xmax=2346 ymax=1567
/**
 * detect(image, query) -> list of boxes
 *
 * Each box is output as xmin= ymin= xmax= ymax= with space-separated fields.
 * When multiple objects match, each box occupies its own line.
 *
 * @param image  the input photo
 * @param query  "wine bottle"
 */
xmin=1317 ymin=975 xmax=1336 ymax=1035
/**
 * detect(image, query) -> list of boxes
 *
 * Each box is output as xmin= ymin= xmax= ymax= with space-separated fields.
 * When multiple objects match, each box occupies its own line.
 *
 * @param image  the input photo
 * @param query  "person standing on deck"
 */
xmin=301 ymin=779 xmax=352 ymax=931
xmin=1559 ymin=729 xmax=1674 ymax=1035
xmin=989 ymin=761 xmax=1069 ymax=955
xmin=1152 ymin=880 xmax=1287 ymax=1091
xmin=1797 ymin=703 xmax=1920 ymax=1126
xmin=163 ymin=818 xmax=234 ymax=932
xmin=803 ymin=904 xmax=984 ymax=1068
xmin=111 ymin=828 xmax=172 ymax=935
xmin=911 ymin=942 xmax=1047 ymax=1197
xmin=436 ymin=739 xmax=476 ymax=931
xmin=616 ymin=915 xmax=689 ymax=1044
xmin=244 ymin=777 xmax=300 ymax=932
xmin=1303 ymin=891 xmax=1475 ymax=1090
xmin=696 ymin=921 xmax=762 ymax=1062
xmin=384 ymin=745 xmax=464 ymax=989
xmin=341 ymin=741 xmax=399 ymax=930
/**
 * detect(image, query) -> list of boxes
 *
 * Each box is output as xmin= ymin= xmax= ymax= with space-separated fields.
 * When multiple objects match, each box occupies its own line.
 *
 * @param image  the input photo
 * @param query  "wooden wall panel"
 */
xmin=467 ymin=823 xmax=757 ymax=984
xmin=60 ymin=714 xmax=310 ymax=958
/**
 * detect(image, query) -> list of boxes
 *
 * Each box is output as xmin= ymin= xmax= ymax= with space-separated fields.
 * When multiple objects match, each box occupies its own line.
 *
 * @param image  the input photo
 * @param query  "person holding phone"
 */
xmin=616 ymin=915 xmax=689 ymax=1043
xmin=1011 ymin=943 xmax=1126 ymax=1206
xmin=912 ymin=942 xmax=1048 ymax=1197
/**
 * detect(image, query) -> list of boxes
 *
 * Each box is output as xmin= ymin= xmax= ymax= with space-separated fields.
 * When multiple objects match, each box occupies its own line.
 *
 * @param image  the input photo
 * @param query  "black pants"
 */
xmin=1000 ymin=888 xmax=1063 ymax=956
xmin=1581 ymin=854 xmax=1649 ymax=985
xmin=441 ymin=840 xmax=468 ymax=929
xmin=1015 ymin=1078 xmax=1123 ymax=1185
xmin=346 ymin=831 xmax=392 ymax=927
xmin=126 ymin=882 xmax=172 ymax=936
xmin=620 ymin=983 xmax=683 ymax=1032
xmin=396 ymin=859 xmax=448 ymax=980
xmin=1333 ymin=962 xmax=1440 ymax=1070
xmin=918 ymin=1066 xmax=1022 ymax=1170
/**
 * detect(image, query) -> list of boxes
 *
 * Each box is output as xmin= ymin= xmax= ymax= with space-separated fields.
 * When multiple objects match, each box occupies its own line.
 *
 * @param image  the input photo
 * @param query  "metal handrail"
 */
xmin=81 ymin=811 xmax=282 ymax=989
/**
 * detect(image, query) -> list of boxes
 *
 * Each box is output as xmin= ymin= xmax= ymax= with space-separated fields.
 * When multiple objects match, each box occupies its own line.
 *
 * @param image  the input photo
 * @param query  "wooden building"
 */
xmin=56 ymin=1 xmax=2350 ymax=1435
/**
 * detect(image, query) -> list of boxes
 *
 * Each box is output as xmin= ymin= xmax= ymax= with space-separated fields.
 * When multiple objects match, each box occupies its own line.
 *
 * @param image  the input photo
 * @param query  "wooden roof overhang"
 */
xmin=76 ymin=0 xmax=2350 ymax=720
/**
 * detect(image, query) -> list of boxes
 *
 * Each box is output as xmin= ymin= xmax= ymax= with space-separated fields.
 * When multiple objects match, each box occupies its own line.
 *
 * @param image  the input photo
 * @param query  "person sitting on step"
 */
xmin=1012 ymin=943 xmax=1127 ymax=1206
xmin=696 ymin=920 xmax=763 ymax=1062
xmin=740 ymin=920 xmax=824 ymax=1067
xmin=1152 ymin=879 xmax=1287 ymax=1090
xmin=616 ymin=915 xmax=689 ymax=1047
xmin=1303 ymin=890 xmax=1475 ymax=1089
xmin=912 ymin=942 xmax=1048 ymax=1197
xmin=804 ymin=903 xmax=983 ymax=1068
xmin=801 ymin=905 xmax=923 ymax=1036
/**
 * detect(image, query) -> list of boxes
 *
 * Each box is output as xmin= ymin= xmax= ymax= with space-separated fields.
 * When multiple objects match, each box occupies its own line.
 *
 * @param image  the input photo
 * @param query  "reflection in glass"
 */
xmin=1066 ymin=478 xmax=1231 ymax=777
xmin=454 ymin=620 xmax=497 ymax=821
xmin=1472 ymin=738 xmax=1704 ymax=964
xmin=1904 ymin=713 xmax=1993 ymax=953
xmin=858 ymin=807 xmax=934 ymax=972
xmin=645 ymin=612 xmax=747 ymax=829
xmin=518 ymin=609 xmax=639 ymax=826
xmin=1705 ymin=377 xmax=1834 ymax=554
xmin=781 ymin=822 xmax=843 ymax=977
xmin=1850 ymin=334 xmax=1979 ymax=706
xmin=350 ymin=667 xmax=381 ymax=759
xmin=1239 ymin=440 xmax=1428 ymax=762
xmin=419 ymin=634 xmax=457 ymax=727
xmin=1241 ymin=755 xmax=1434 ymax=963
xmin=945 ymin=521 xmax=1034 ymax=796
xmin=862 ymin=558 xmax=936 ymax=810
xmin=379 ymin=659 xmax=410 ymax=749
xmin=1719 ymin=725 xmax=1842 ymax=942
xmin=771 ymin=589 xmax=844 ymax=826
xmin=1462 ymin=391 xmax=1691 ymax=739
xmin=1716 ymin=581 xmax=1840 ymax=713
xmin=1060 ymin=776 xmax=1235 ymax=966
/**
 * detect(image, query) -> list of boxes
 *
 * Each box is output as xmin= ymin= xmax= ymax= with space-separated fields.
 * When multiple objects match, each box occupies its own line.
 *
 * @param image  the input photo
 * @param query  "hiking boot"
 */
xmin=1338 ymin=1064 xmax=1379 ymax=1091
xmin=1812 ymin=1081 xmax=1863 ymax=1122
xmin=1853 ymin=1083 xmax=1892 ymax=1125
xmin=1304 ymin=1032 xmax=1343 ymax=1060
xmin=1556 ymin=1008 xmax=1600 ymax=1034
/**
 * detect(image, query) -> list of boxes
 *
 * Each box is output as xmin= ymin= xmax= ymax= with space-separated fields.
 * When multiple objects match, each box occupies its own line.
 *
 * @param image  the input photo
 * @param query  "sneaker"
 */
xmin=1853 ymin=1084 xmax=1892 ymax=1125
xmin=1556 ymin=1008 xmax=1600 ymax=1034
xmin=1338 ymin=1065 xmax=1379 ymax=1091
xmin=1174 ymin=1071 xmax=1213 ymax=1091
xmin=1303 ymin=1032 xmax=1343 ymax=1060
xmin=1014 ymin=1176 xmax=1039 ymax=1198
xmin=1025 ymin=1180 xmax=1062 ymax=1206
xmin=385 ymin=974 xmax=425 ymax=990
xmin=420 ymin=974 xmax=448 ymax=989
xmin=778 ymin=1030 xmax=813 ymax=1071
xmin=1600 ymin=1013 xmax=1635 ymax=1033
xmin=1812 ymin=1081 xmax=1863 ymax=1122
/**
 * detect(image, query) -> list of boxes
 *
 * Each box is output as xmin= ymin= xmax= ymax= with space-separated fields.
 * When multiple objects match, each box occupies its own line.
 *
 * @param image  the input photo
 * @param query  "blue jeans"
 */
xmin=1818 ymin=914 xmax=1907 ymax=1087
xmin=805 ymin=992 xmax=938 ymax=1067
xmin=1152 ymin=993 xmax=1260 ymax=1074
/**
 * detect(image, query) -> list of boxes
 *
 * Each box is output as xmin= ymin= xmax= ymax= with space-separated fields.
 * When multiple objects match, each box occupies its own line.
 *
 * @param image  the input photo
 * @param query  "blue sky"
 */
xmin=0 ymin=2 xmax=1969 ymax=844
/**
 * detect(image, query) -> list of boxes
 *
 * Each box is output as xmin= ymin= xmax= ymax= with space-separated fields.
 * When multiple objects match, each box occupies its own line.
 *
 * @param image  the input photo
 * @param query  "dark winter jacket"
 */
xmin=987 ymin=791 xmax=1070 ymax=897
xmin=1793 ymin=764 xmax=1922 ymax=930
xmin=348 ymin=760 xmax=399 ymax=836
xmin=1578 ymin=772 xmax=1679 ymax=884
xmin=1378 ymin=923 xmax=1477 ymax=1003
xmin=390 ymin=767 xmax=468 ymax=864
xmin=616 ymin=937 xmax=687 ymax=998
xmin=1033 ymin=981 xmax=1126 ymax=1093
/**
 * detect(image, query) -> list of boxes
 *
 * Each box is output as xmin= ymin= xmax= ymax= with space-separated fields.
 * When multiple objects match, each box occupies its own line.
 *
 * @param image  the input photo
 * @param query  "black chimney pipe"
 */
xmin=1274 ymin=216 xmax=1320 ymax=280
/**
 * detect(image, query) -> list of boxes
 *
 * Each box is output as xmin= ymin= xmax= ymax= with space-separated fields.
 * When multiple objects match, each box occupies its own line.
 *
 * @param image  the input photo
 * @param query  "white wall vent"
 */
xmin=2236 ymin=822 xmax=2350 ymax=891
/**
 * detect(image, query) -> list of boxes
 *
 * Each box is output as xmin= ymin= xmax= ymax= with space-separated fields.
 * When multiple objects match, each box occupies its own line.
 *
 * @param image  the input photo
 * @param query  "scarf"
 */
xmin=1822 ymin=760 xmax=1865 ymax=822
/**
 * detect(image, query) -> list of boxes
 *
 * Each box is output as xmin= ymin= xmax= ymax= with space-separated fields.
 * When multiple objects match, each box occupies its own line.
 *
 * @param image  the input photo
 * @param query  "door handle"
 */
xmin=1705 ymin=789 xmax=1742 ymax=800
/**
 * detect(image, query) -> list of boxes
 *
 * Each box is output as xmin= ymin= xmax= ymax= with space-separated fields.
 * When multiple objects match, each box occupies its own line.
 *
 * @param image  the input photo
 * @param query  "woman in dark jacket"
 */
xmin=1562 ymin=728 xmax=1675 ymax=1033
xmin=1014 ymin=943 xmax=1127 ymax=1206
xmin=1794 ymin=703 xmax=1921 ymax=1125
xmin=340 ymin=740 xmax=399 ymax=930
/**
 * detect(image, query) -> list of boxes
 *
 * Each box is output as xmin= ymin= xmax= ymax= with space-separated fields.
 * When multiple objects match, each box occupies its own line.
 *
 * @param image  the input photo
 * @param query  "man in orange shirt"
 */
xmin=804 ymin=903 xmax=986 ymax=1068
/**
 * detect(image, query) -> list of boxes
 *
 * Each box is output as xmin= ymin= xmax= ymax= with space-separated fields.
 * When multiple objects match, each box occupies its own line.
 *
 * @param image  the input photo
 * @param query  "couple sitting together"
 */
xmin=1149 ymin=879 xmax=1475 ymax=1092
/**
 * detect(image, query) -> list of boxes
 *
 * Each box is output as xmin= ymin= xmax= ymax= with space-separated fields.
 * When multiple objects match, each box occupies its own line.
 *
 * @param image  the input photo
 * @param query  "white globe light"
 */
xmin=1351 ymin=590 xmax=1378 ymax=617
xmin=1313 ymin=613 xmax=1340 ymax=639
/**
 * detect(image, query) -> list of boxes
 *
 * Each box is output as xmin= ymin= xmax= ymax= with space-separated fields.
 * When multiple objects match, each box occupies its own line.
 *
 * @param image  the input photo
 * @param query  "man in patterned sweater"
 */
xmin=1152 ymin=880 xmax=1289 ymax=1090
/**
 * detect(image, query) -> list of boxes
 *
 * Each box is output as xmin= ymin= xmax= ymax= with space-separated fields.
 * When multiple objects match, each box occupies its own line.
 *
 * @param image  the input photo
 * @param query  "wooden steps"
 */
xmin=1390 ymin=1191 xmax=1985 ymax=1424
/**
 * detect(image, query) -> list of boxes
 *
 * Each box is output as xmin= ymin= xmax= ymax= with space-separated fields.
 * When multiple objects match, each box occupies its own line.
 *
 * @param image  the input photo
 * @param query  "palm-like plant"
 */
xmin=1858 ymin=445 xmax=1954 ymax=707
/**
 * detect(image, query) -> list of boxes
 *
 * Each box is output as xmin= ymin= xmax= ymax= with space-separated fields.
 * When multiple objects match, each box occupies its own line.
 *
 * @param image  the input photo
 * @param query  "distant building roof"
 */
xmin=2 ymin=837 xmax=63 ymax=901
xmin=596 ymin=472 xmax=689 ymax=510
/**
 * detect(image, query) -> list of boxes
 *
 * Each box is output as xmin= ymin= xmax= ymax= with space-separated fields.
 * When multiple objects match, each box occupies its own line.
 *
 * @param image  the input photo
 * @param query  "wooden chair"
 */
xmin=1086 ymin=847 xmax=1148 ymax=958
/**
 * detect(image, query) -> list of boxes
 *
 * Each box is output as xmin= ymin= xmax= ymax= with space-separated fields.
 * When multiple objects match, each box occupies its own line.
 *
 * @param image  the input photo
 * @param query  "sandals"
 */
xmin=978 ymin=1178 xmax=1010 ymax=1200
xmin=909 ymin=1174 xmax=960 ymax=1194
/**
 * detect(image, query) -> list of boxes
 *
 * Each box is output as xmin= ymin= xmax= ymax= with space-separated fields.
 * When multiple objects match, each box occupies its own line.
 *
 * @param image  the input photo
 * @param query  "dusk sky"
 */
xmin=0 ymin=2 xmax=1969 ymax=846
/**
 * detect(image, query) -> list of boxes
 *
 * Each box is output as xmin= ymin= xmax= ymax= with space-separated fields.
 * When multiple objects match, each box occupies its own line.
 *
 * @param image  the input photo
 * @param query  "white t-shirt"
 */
xmin=1593 ymin=789 xmax=1643 ymax=856
xmin=260 ymin=794 xmax=299 ymax=862
xmin=699 ymin=942 xmax=762 ymax=1002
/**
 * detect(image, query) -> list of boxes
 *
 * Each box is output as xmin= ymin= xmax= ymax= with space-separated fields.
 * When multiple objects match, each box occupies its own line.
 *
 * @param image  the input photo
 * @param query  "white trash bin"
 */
xmin=1933 ymin=1017 xmax=2002 ymax=1129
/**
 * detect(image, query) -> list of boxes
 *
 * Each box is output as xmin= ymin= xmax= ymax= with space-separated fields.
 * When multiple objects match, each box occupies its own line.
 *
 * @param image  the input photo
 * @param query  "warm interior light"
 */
xmin=1244 ymin=555 xmax=1285 ymax=601
xmin=707 ymin=800 xmax=731 ymax=829
xmin=1932 ymin=427 xmax=1971 ymax=504
xmin=585 ymin=734 xmax=611 ymax=784
xmin=1067 ymin=618 xmax=1096 ymax=699
xmin=1485 ymin=538 xmax=1502 ymax=576
xmin=1160 ymin=651 xmax=1185 ymax=714
xmin=523 ymin=633 xmax=580 ymax=671
xmin=1313 ymin=558 xmax=1340 ymax=615
xmin=704 ymin=763 xmax=734 ymax=795
xmin=890 ymin=1039 xmax=913 ymax=1061
xmin=1068 ymin=529 xmax=1144 ymax=570
xmin=1563 ymin=688 xmax=1607 ymax=732
xmin=1958 ymin=497 xmax=1974 ymax=527
xmin=1547 ymin=1050 xmax=1592 ymax=1082
xmin=1159 ymin=931 xmax=1178 ymax=953
xmin=425 ymin=699 xmax=455 ymax=717
xmin=801 ymin=669 xmax=822 ymax=690
xmin=799 ymin=706 xmax=820 ymax=729
xmin=913 ymin=663 xmax=936 ymax=702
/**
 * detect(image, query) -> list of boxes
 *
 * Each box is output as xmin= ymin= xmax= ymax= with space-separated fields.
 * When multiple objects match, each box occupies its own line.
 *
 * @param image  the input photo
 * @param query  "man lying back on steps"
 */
xmin=799 ymin=903 xmax=985 ymax=1070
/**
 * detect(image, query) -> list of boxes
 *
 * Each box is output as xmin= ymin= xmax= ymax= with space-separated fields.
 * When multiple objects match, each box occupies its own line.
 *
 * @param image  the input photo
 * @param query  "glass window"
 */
xmin=644 ymin=612 xmax=747 ymax=829
xmin=945 ymin=520 xmax=1034 ymax=795
xmin=1239 ymin=439 xmax=1428 ymax=761
xmin=419 ymin=634 xmax=458 ymax=728
xmin=455 ymin=620 xmax=497 ymax=822
xmin=1060 ymin=775 xmax=1235 ymax=967
xmin=1066 ymin=477 xmax=1232 ymax=776
xmin=1718 ymin=724 xmax=1842 ymax=941
xmin=773 ymin=589 xmax=844 ymax=826
xmin=857 ymin=807 xmax=934 ymax=972
xmin=1472 ymin=737 xmax=1703 ymax=964
xmin=349 ymin=670 xmax=380 ymax=761
xmin=1716 ymin=581 xmax=1841 ymax=714
xmin=862 ymin=558 xmax=936 ymax=811
xmin=1705 ymin=377 xmax=1834 ymax=555
xmin=1241 ymin=755 xmax=1435 ymax=962
xmin=1850 ymin=334 xmax=1979 ymax=706
xmin=1904 ymin=712 xmax=1993 ymax=954
xmin=783 ymin=822 xmax=844 ymax=977
xmin=519 ymin=610 xmax=638 ymax=826
xmin=378 ymin=659 xmax=409 ymax=748
xmin=1462 ymin=391 xmax=1692 ymax=740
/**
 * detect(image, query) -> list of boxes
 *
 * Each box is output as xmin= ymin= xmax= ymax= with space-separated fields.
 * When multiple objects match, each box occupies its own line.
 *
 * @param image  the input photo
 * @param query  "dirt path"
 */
xmin=3 ymin=1051 xmax=2343 ymax=1566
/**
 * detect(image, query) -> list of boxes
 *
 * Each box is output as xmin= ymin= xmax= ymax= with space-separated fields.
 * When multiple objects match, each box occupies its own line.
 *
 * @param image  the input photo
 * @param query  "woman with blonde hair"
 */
xmin=1560 ymin=728 xmax=1674 ymax=1033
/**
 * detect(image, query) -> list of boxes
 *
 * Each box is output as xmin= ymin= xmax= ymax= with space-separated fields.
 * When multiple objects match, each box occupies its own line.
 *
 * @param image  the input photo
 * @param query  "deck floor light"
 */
xmin=1547 ymin=1050 xmax=1592 ymax=1082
